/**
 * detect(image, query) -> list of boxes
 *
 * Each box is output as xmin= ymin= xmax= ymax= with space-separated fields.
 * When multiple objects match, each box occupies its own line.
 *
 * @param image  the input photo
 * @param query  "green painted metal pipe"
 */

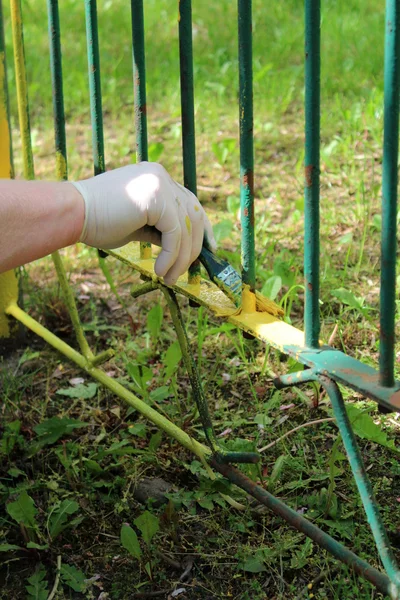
xmin=321 ymin=375 xmax=400 ymax=590
xmin=211 ymin=458 xmax=396 ymax=599
xmin=131 ymin=0 xmax=151 ymax=259
xmin=238 ymin=0 xmax=255 ymax=291
xmin=10 ymin=0 xmax=34 ymax=180
xmin=162 ymin=287 xmax=259 ymax=464
xmin=274 ymin=367 xmax=319 ymax=388
xmin=131 ymin=0 xmax=148 ymax=163
xmin=178 ymin=0 xmax=200 ymax=283
xmin=84 ymin=0 xmax=105 ymax=175
xmin=304 ymin=0 xmax=321 ymax=348
xmin=47 ymin=0 xmax=67 ymax=181
xmin=380 ymin=0 xmax=400 ymax=388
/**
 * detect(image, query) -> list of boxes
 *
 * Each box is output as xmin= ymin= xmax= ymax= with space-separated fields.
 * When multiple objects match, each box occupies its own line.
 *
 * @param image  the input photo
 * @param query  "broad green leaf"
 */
xmin=60 ymin=564 xmax=87 ymax=592
xmin=134 ymin=511 xmax=160 ymax=545
xmin=211 ymin=138 xmax=236 ymax=166
xmin=253 ymin=413 xmax=273 ymax=427
xmin=25 ymin=564 xmax=48 ymax=600
xmin=7 ymin=490 xmax=37 ymax=528
xmin=149 ymin=430 xmax=163 ymax=452
xmin=0 ymin=543 xmax=22 ymax=552
xmin=120 ymin=524 xmax=141 ymax=559
xmin=8 ymin=467 xmax=26 ymax=477
xmin=240 ymin=556 xmax=267 ymax=573
xmin=290 ymin=538 xmax=313 ymax=570
xmin=149 ymin=386 xmax=170 ymax=402
xmin=146 ymin=304 xmax=163 ymax=342
xmin=84 ymin=459 xmax=103 ymax=473
xmin=56 ymin=383 xmax=97 ymax=399
xmin=164 ymin=341 xmax=182 ymax=379
xmin=6 ymin=420 xmax=21 ymax=434
xmin=331 ymin=288 xmax=364 ymax=311
xmin=128 ymin=423 xmax=147 ymax=439
xmin=261 ymin=275 xmax=282 ymax=301
xmin=49 ymin=499 xmax=80 ymax=539
xmin=126 ymin=363 xmax=153 ymax=391
xmin=196 ymin=496 xmax=214 ymax=511
xmin=320 ymin=518 xmax=354 ymax=541
xmin=345 ymin=404 xmax=398 ymax=451
xmin=1 ymin=420 xmax=22 ymax=455
xmin=33 ymin=417 xmax=87 ymax=446
xmin=26 ymin=542 xmax=49 ymax=550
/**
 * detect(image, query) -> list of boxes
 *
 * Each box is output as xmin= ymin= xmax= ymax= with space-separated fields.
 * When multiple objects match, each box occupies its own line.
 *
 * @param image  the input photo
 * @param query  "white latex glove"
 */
xmin=72 ymin=162 xmax=216 ymax=285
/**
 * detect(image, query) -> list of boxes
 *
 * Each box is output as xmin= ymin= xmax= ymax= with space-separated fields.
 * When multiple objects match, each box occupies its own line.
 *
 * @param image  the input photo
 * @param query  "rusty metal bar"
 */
xmin=211 ymin=458 xmax=395 ymax=598
xmin=47 ymin=0 xmax=67 ymax=181
xmin=131 ymin=0 xmax=151 ymax=260
xmin=321 ymin=376 xmax=400 ymax=588
xmin=238 ymin=0 xmax=255 ymax=291
xmin=304 ymin=0 xmax=321 ymax=348
xmin=178 ymin=0 xmax=201 ymax=283
xmin=84 ymin=0 xmax=105 ymax=176
xmin=379 ymin=0 xmax=400 ymax=387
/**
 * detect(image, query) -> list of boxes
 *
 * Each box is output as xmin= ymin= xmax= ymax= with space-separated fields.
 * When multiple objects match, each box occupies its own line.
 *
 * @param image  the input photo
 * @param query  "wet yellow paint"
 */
xmin=106 ymin=243 xmax=305 ymax=352
xmin=55 ymin=151 xmax=67 ymax=181
xmin=0 ymin=52 xmax=13 ymax=179
xmin=0 ymin=271 xmax=19 ymax=337
xmin=185 ymin=215 xmax=192 ymax=233
xmin=140 ymin=244 xmax=152 ymax=260
xmin=10 ymin=0 xmax=34 ymax=180
xmin=241 ymin=285 xmax=256 ymax=313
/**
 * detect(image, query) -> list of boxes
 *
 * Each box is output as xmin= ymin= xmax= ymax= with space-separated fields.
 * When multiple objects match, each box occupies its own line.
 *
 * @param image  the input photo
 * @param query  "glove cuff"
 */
xmin=70 ymin=181 xmax=89 ymax=243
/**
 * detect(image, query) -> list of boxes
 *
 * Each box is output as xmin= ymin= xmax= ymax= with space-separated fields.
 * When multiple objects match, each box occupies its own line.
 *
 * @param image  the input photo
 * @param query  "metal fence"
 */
xmin=0 ymin=0 xmax=400 ymax=596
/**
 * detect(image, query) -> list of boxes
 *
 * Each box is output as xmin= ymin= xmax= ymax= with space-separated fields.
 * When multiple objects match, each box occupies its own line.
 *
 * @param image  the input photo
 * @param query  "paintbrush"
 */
xmin=199 ymin=244 xmax=283 ymax=317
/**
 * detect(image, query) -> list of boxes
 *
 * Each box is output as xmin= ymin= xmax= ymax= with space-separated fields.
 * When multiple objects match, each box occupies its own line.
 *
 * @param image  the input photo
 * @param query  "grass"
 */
xmin=1 ymin=0 xmax=400 ymax=598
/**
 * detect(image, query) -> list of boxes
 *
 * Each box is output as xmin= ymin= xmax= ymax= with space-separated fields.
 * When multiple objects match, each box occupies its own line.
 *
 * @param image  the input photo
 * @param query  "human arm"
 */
xmin=0 ymin=162 xmax=215 ymax=284
xmin=0 ymin=179 xmax=84 ymax=274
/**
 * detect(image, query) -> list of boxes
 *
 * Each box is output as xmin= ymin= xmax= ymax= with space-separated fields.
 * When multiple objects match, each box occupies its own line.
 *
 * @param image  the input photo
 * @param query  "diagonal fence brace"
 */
xmin=274 ymin=369 xmax=400 ymax=593
xmin=134 ymin=283 xmax=260 ymax=465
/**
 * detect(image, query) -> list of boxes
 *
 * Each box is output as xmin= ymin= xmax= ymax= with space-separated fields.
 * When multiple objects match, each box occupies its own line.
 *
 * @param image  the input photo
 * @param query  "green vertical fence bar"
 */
xmin=380 ymin=0 xmax=400 ymax=388
xmin=131 ymin=0 xmax=148 ymax=163
xmin=178 ymin=0 xmax=200 ymax=283
xmin=85 ymin=0 xmax=105 ymax=176
xmin=304 ymin=0 xmax=321 ymax=348
xmin=47 ymin=0 xmax=67 ymax=181
xmin=238 ymin=0 xmax=255 ymax=291
xmin=131 ymin=0 xmax=151 ymax=260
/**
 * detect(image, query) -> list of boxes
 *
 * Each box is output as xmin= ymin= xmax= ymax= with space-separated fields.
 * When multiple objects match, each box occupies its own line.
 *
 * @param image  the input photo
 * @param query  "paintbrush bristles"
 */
xmin=255 ymin=291 xmax=284 ymax=317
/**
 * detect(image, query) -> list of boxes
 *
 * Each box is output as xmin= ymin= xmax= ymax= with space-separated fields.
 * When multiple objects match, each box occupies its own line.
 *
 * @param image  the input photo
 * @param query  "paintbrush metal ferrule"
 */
xmin=217 ymin=264 xmax=242 ymax=304
xmin=199 ymin=246 xmax=243 ymax=306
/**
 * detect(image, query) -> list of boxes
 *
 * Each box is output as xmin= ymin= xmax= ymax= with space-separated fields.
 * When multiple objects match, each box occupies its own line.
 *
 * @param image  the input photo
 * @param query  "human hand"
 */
xmin=72 ymin=162 xmax=216 ymax=285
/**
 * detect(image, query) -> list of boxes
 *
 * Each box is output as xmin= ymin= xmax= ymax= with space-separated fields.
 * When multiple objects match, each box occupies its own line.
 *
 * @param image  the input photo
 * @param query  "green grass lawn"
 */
xmin=1 ymin=1 xmax=400 ymax=599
